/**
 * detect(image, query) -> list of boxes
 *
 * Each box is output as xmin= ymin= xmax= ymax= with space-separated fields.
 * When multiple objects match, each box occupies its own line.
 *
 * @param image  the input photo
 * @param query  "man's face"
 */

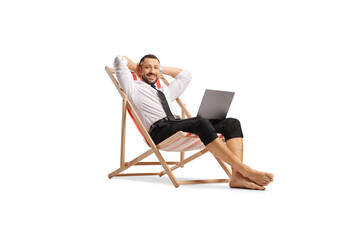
xmin=139 ymin=58 xmax=160 ymax=85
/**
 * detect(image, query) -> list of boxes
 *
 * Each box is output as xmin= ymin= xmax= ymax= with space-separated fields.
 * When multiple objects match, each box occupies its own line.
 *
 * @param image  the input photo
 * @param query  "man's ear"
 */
xmin=137 ymin=64 xmax=142 ymax=77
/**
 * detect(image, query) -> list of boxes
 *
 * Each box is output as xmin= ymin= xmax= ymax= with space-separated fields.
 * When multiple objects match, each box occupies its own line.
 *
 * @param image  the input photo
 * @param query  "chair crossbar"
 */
xmin=159 ymin=148 xmax=208 ymax=176
xmin=178 ymin=179 xmax=230 ymax=185
xmin=126 ymin=161 xmax=180 ymax=166
xmin=112 ymin=173 xmax=161 ymax=177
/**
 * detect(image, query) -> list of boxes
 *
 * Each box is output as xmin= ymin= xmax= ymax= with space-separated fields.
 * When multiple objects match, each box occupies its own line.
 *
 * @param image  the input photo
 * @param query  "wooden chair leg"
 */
xmin=180 ymin=152 xmax=185 ymax=167
xmin=153 ymin=148 xmax=180 ymax=188
xmin=214 ymin=156 xmax=232 ymax=178
xmin=120 ymin=99 xmax=127 ymax=168
xmin=108 ymin=149 xmax=154 ymax=178
xmin=160 ymin=148 xmax=208 ymax=176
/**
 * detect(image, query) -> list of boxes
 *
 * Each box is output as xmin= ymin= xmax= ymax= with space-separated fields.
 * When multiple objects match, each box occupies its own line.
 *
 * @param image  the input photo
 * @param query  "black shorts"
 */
xmin=149 ymin=117 xmax=243 ymax=146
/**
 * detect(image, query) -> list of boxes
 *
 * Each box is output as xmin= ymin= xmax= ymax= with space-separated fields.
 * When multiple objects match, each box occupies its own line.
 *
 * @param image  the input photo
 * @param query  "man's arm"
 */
xmin=158 ymin=63 xmax=191 ymax=101
xmin=123 ymin=56 xmax=139 ymax=74
xmin=166 ymin=69 xmax=192 ymax=101
xmin=162 ymin=66 xmax=183 ymax=79
xmin=113 ymin=55 xmax=136 ymax=97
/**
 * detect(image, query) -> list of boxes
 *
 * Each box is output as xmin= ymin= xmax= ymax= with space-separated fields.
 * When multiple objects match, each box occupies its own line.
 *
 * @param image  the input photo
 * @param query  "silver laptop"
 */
xmin=196 ymin=89 xmax=235 ymax=120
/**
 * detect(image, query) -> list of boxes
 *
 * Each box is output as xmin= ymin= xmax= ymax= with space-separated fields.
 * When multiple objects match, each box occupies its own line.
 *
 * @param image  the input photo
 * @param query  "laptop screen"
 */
xmin=196 ymin=89 xmax=235 ymax=120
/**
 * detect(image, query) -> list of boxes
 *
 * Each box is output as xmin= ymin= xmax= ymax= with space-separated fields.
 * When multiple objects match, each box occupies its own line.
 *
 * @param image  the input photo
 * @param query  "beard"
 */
xmin=141 ymin=73 xmax=159 ymax=85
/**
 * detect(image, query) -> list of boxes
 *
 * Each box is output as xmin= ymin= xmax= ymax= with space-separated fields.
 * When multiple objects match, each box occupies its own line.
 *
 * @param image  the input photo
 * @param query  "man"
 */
xmin=114 ymin=54 xmax=274 ymax=190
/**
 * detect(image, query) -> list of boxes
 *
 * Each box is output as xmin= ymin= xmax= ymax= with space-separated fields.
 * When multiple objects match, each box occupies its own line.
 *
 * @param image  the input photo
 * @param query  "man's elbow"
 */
xmin=175 ymin=69 xmax=191 ymax=81
xmin=113 ymin=55 xmax=128 ymax=71
xmin=184 ymin=70 xmax=192 ymax=84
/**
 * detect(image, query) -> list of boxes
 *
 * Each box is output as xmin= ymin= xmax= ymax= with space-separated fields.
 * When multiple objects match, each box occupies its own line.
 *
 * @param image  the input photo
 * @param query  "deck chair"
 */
xmin=105 ymin=66 xmax=232 ymax=187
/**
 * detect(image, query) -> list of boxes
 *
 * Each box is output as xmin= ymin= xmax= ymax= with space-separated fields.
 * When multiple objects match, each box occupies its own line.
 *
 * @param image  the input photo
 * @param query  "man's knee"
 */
xmin=194 ymin=117 xmax=214 ymax=132
xmin=195 ymin=117 xmax=211 ymax=125
xmin=225 ymin=118 xmax=241 ymax=129
xmin=193 ymin=118 xmax=218 ymax=145
xmin=223 ymin=118 xmax=243 ymax=139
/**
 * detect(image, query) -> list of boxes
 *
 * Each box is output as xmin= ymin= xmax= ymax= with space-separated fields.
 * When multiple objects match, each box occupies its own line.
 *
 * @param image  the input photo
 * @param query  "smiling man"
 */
xmin=113 ymin=54 xmax=274 ymax=190
xmin=138 ymin=55 xmax=161 ymax=84
xmin=114 ymin=54 xmax=189 ymax=131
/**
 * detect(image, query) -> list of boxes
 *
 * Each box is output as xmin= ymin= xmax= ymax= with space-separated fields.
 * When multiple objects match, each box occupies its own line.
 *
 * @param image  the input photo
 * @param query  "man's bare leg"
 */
xmin=226 ymin=138 xmax=266 ymax=190
xmin=206 ymin=138 xmax=274 ymax=187
xmin=226 ymin=137 xmax=244 ymax=162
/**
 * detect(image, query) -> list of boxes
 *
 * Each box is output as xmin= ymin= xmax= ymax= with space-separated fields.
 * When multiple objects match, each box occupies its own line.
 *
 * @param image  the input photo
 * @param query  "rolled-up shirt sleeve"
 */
xmin=168 ymin=70 xmax=192 ymax=101
xmin=113 ymin=55 xmax=136 ymax=98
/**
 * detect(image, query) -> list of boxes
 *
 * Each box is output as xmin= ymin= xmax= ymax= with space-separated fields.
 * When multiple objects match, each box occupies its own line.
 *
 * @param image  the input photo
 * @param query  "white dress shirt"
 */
xmin=113 ymin=55 xmax=192 ymax=131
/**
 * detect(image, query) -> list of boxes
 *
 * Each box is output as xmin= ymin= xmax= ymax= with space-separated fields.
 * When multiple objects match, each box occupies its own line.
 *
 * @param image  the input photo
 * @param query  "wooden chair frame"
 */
xmin=105 ymin=66 xmax=231 ymax=187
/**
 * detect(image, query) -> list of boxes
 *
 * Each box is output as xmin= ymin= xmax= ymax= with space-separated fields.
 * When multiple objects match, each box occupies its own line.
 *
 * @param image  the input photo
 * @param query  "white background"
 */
xmin=1 ymin=0 xmax=359 ymax=239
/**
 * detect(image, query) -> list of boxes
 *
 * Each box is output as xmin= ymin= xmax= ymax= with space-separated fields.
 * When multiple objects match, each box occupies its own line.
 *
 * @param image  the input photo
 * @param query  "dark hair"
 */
xmin=139 ymin=54 xmax=160 ymax=66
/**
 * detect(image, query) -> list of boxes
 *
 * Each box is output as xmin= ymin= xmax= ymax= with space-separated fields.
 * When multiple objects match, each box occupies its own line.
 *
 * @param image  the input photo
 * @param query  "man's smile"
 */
xmin=147 ymin=74 xmax=156 ymax=79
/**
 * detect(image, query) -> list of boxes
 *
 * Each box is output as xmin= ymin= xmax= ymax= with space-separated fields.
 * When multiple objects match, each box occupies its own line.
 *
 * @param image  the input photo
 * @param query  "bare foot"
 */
xmin=239 ymin=165 xmax=274 ymax=186
xmin=229 ymin=172 xmax=265 ymax=190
